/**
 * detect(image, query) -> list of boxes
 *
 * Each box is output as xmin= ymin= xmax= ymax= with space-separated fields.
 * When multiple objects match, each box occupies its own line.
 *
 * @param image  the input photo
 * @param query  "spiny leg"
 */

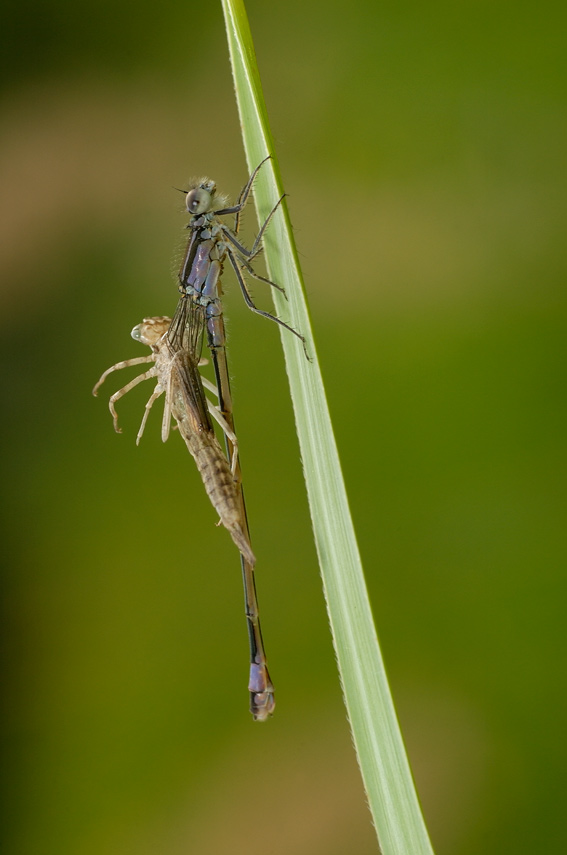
xmin=214 ymin=156 xmax=272 ymax=234
xmin=160 ymin=367 xmax=175 ymax=443
xmin=220 ymin=194 xmax=285 ymax=262
xmin=206 ymin=401 xmax=240 ymax=477
xmin=235 ymin=155 xmax=271 ymax=211
xmin=239 ymin=257 xmax=287 ymax=296
xmin=200 ymin=376 xmax=218 ymax=398
xmin=248 ymin=193 xmax=285 ymax=260
xmin=226 ymin=246 xmax=310 ymax=359
xmin=192 ymin=371 xmax=239 ymax=474
xmin=232 ymin=156 xmax=270 ymax=235
xmin=107 ymin=368 xmax=158 ymax=433
xmin=93 ymin=355 xmax=154 ymax=397
xmin=136 ymin=385 xmax=164 ymax=445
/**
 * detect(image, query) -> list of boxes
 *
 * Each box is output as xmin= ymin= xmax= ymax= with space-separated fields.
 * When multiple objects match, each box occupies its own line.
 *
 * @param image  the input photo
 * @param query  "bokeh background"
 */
xmin=1 ymin=2 xmax=565 ymax=853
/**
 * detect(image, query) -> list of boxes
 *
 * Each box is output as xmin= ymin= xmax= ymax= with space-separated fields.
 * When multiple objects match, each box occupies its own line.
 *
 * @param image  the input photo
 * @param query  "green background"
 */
xmin=1 ymin=2 xmax=565 ymax=853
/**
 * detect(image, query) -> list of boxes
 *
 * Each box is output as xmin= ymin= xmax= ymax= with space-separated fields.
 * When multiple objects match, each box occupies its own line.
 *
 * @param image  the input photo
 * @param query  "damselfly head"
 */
xmin=185 ymin=178 xmax=217 ymax=216
xmin=131 ymin=316 xmax=171 ymax=347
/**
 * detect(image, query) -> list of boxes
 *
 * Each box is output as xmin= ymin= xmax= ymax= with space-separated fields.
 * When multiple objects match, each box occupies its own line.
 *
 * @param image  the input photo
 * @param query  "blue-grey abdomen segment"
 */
xmin=187 ymin=239 xmax=214 ymax=293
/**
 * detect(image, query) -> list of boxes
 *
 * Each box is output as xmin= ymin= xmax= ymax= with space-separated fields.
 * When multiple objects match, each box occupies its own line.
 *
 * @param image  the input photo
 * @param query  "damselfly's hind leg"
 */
xmin=248 ymin=193 xmax=285 ymax=260
xmin=226 ymin=246 xmax=310 ymax=360
xmin=239 ymin=257 xmax=287 ymax=296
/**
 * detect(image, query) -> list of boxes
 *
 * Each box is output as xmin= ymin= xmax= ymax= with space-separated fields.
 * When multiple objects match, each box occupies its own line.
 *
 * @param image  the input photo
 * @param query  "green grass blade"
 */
xmin=221 ymin=2 xmax=436 ymax=853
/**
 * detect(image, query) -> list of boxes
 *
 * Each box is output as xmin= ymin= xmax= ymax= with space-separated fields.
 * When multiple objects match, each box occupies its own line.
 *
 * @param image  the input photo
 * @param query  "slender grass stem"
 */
xmin=220 ymin=2 xmax=436 ymax=852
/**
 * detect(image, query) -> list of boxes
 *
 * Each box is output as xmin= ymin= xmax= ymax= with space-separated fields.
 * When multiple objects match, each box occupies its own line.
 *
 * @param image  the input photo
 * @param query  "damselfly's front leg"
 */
xmin=214 ymin=155 xmax=272 ymax=235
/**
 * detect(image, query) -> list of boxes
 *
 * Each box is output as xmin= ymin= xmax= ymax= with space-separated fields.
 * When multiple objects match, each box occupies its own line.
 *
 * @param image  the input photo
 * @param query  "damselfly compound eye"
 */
xmin=186 ymin=187 xmax=211 ymax=215
xmin=131 ymin=317 xmax=169 ymax=346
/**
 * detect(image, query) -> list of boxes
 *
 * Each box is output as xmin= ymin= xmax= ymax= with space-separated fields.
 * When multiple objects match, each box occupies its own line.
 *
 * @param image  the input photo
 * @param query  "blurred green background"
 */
xmin=1 ymin=1 xmax=565 ymax=853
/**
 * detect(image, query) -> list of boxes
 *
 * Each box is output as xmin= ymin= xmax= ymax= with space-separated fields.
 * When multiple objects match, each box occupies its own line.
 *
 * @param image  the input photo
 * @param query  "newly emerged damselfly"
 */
xmin=173 ymin=155 xmax=309 ymax=429
xmin=164 ymin=158 xmax=310 ymax=719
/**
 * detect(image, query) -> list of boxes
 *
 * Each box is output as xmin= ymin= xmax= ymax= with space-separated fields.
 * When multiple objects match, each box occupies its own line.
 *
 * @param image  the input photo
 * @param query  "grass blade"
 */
xmin=221 ymin=2 xmax=436 ymax=852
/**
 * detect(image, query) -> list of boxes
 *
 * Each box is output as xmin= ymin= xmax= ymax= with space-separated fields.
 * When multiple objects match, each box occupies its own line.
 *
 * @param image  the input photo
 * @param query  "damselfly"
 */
xmin=165 ymin=159 xmax=308 ymax=720
xmin=173 ymin=156 xmax=309 ymax=431
xmin=93 ymin=316 xmax=275 ymax=720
